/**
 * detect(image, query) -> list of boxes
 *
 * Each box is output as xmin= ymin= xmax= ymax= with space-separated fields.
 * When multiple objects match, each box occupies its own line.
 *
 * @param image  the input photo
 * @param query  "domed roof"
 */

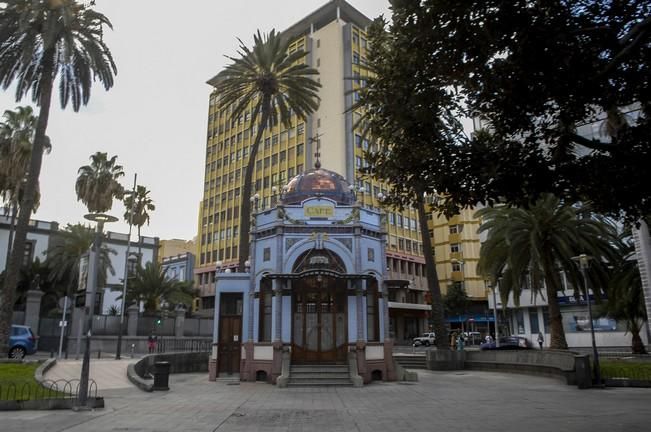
xmin=282 ymin=167 xmax=355 ymax=205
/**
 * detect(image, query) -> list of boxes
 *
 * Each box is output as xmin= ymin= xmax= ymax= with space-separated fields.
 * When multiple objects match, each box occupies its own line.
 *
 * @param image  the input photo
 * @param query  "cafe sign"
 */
xmin=304 ymin=205 xmax=334 ymax=218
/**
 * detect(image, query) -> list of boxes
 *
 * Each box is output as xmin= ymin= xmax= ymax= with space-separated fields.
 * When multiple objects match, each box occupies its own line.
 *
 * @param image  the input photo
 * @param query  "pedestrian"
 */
xmin=148 ymin=334 xmax=157 ymax=354
xmin=537 ymin=332 xmax=544 ymax=350
xmin=485 ymin=334 xmax=493 ymax=344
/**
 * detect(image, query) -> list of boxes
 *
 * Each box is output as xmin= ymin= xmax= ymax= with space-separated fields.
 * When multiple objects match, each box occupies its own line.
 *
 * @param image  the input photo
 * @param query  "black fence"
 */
xmin=154 ymin=337 xmax=212 ymax=353
xmin=0 ymin=378 xmax=98 ymax=402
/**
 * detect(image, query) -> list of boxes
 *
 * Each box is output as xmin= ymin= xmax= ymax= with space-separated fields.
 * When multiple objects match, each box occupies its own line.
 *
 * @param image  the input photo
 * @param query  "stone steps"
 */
xmin=394 ymin=355 xmax=427 ymax=370
xmin=288 ymin=364 xmax=353 ymax=387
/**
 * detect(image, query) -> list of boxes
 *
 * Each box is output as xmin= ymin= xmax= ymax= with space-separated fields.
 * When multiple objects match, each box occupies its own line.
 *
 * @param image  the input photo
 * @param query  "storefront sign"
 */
xmin=304 ymin=205 xmax=334 ymax=218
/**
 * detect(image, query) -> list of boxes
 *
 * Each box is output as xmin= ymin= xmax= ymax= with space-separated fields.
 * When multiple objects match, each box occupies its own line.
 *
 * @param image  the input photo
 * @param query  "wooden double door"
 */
xmin=218 ymin=293 xmax=243 ymax=375
xmin=292 ymin=277 xmax=347 ymax=364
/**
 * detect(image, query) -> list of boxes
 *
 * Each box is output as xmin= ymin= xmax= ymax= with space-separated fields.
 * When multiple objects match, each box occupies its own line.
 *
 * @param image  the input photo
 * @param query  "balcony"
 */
xmin=387 ymin=301 xmax=431 ymax=311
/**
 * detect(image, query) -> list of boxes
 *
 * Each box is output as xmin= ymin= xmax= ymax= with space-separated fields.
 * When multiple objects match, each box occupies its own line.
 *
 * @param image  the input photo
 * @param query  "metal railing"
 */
xmin=0 ymin=378 xmax=98 ymax=401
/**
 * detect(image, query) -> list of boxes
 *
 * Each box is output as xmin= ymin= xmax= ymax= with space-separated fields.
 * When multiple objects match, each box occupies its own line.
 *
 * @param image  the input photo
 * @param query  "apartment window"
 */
xmin=452 ymin=262 xmax=461 ymax=272
xmin=264 ymin=157 xmax=270 ymax=168
xmin=263 ymin=247 xmax=271 ymax=262
xmin=389 ymin=213 xmax=395 ymax=225
xmin=450 ymin=243 xmax=461 ymax=253
xmin=398 ymin=238 xmax=404 ymax=250
xmin=353 ymin=52 xmax=360 ymax=64
xmin=264 ymin=137 xmax=271 ymax=149
xmin=356 ymin=156 xmax=362 ymax=168
xmin=367 ymin=248 xmax=375 ymax=262
xmin=355 ymin=134 xmax=363 ymax=147
xmin=279 ymin=150 xmax=286 ymax=162
xmin=516 ymin=310 xmax=525 ymax=334
xmin=530 ymin=309 xmax=540 ymax=334
xmin=272 ymin=135 xmax=279 ymax=145
xmin=297 ymin=164 xmax=303 ymax=173
xmin=296 ymin=143 xmax=304 ymax=156
xmin=449 ymin=224 xmax=463 ymax=234
xmin=297 ymin=123 xmax=305 ymax=135
xmin=352 ymin=33 xmax=359 ymax=45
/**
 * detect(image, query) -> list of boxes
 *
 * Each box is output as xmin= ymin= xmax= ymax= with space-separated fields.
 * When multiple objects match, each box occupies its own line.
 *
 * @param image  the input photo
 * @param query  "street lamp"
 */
xmin=116 ymin=174 xmax=137 ymax=360
xmin=78 ymin=212 xmax=117 ymax=407
xmin=572 ymin=253 xmax=601 ymax=385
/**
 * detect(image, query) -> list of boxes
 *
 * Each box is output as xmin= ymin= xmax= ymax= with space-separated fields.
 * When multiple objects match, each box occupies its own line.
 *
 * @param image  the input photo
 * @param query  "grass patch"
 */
xmin=0 ymin=362 xmax=63 ymax=401
xmin=600 ymin=360 xmax=651 ymax=381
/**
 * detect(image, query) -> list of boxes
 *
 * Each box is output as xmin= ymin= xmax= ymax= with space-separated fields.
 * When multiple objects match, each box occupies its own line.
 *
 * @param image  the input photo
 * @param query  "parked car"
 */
xmin=480 ymin=335 xmax=532 ymax=351
xmin=412 ymin=332 xmax=436 ymax=346
xmin=8 ymin=324 xmax=38 ymax=359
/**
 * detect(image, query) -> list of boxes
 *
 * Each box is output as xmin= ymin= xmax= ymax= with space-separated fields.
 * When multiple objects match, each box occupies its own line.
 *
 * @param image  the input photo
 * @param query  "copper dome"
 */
xmin=282 ymin=167 xmax=355 ymax=205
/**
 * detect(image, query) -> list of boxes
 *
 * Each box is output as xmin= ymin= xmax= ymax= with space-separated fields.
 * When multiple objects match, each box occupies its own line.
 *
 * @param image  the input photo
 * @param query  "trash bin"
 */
xmin=152 ymin=361 xmax=171 ymax=391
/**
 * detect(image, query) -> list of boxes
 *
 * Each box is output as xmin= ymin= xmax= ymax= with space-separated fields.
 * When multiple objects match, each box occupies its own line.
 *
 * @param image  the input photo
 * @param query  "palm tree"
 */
xmin=602 ymin=234 xmax=648 ymax=354
xmin=216 ymin=29 xmax=321 ymax=270
xmin=477 ymin=195 xmax=619 ymax=349
xmin=46 ymin=223 xmax=116 ymax=301
xmin=123 ymin=261 xmax=195 ymax=315
xmin=0 ymin=106 xmax=51 ymax=268
xmin=123 ymin=185 xmax=155 ymax=263
xmin=0 ymin=0 xmax=117 ymax=355
xmin=75 ymin=152 xmax=125 ymax=214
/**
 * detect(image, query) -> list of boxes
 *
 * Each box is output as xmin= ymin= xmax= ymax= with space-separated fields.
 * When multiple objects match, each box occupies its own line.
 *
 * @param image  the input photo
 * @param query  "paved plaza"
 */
xmin=2 ymin=368 xmax=650 ymax=431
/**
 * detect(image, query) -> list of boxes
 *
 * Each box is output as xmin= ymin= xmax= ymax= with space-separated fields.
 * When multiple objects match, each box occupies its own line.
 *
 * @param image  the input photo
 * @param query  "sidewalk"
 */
xmin=44 ymin=358 xmax=135 ymax=390
xmin=3 ymin=368 xmax=651 ymax=431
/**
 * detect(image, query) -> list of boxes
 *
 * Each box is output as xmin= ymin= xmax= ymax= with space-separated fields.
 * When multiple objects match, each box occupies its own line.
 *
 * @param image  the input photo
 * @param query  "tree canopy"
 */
xmin=365 ymin=0 xmax=650 ymax=222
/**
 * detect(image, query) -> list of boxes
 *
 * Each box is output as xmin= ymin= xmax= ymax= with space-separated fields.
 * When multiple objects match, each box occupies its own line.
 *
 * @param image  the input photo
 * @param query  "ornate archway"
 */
xmin=291 ymin=248 xmax=348 ymax=363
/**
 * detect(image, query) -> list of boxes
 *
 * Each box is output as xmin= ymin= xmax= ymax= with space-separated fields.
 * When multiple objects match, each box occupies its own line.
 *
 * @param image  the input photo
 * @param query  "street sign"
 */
xmin=58 ymin=320 xmax=68 ymax=327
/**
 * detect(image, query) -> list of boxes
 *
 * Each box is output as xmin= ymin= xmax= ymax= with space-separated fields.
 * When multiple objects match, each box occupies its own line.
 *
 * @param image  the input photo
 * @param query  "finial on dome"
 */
xmin=310 ymin=132 xmax=324 ymax=169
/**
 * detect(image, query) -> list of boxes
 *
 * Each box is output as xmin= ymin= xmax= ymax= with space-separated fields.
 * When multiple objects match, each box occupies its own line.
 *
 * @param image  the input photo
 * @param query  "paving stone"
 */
xmin=3 ymin=369 xmax=651 ymax=431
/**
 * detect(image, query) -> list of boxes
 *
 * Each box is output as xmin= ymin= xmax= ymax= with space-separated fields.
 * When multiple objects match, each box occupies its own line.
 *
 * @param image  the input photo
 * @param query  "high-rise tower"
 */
xmin=195 ymin=1 xmax=428 ymax=340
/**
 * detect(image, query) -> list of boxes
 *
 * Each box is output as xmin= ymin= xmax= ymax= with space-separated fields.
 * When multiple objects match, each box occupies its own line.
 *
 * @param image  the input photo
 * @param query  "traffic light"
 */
xmin=156 ymin=318 xmax=162 ymax=326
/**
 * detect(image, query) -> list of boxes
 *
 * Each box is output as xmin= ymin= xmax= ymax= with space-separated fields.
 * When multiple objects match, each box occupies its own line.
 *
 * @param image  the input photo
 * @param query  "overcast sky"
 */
xmin=0 ymin=0 xmax=391 ymax=241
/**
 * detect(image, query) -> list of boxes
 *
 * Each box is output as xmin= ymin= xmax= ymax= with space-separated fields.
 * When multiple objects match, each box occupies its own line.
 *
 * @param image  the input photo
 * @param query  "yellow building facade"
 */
xmin=195 ymin=1 xmax=428 ymax=332
xmin=428 ymin=207 xmax=486 ymax=301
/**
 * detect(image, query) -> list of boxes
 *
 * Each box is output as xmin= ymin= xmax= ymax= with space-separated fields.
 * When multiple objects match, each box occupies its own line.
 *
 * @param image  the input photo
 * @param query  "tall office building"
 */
xmin=428 ymin=208 xmax=490 ymax=333
xmin=195 ymin=0 xmax=428 ymax=339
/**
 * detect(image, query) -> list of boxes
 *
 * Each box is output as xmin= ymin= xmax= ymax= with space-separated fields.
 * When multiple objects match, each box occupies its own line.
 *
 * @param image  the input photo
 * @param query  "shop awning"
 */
xmin=446 ymin=314 xmax=495 ymax=323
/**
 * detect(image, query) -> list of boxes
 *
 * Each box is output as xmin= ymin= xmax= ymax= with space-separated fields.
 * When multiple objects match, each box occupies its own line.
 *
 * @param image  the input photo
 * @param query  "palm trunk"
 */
xmin=238 ymin=100 xmax=271 ymax=271
xmin=416 ymin=192 xmax=448 ymax=350
xmin=631 ymin=329 xmax=646 ymax=354
xmin=0 ymin=53 xmax=55 ymax=355
xmin=542 ymin=255 xmax=568 ymax=349
xmin=137 ymin=225 xmax=142 ymax=267
xmin=4 ymin=205 xmax=17 ymax=269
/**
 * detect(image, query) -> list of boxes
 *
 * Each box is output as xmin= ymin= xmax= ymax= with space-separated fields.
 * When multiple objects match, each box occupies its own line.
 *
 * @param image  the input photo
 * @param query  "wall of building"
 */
xmin=0 ymin=216 xmax=58 ymax=273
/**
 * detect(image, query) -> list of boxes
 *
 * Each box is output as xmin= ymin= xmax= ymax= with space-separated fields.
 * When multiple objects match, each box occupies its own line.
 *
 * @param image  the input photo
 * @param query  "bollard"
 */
xmin=130 ymin=344 xmax=135 ymax=358
xmin=50 ymin=350 xmax=54 ymax=358
xmin=97 ymin=350 xmax=101 ymax=359
xmin=152 ymin=361 xmax=171 ymax=391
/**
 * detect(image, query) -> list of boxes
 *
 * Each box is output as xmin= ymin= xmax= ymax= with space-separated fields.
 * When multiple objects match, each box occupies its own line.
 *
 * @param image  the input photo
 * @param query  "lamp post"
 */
xmin=116 ymin=174 xmax=137 ymax=360
xmin=572 ymin=253 xmax=600 ymax=385
xmin=78 ymin=213 xmax=117 ymax=407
